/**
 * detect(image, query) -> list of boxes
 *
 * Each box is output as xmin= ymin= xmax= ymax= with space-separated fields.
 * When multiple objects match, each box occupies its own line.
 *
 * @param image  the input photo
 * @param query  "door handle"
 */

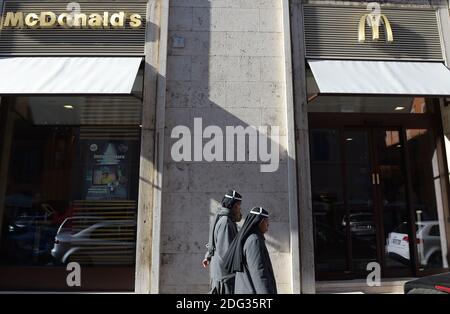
xmin=376 ymin=173 xmax=380 ymax=185
xmin=372 ymin=173 xmax=376 ymax=185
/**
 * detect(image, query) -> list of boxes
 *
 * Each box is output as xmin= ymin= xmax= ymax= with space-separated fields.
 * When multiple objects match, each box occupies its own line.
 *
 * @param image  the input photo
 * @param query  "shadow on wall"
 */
xmin=158 ymin=0 xmax=291 ymax=294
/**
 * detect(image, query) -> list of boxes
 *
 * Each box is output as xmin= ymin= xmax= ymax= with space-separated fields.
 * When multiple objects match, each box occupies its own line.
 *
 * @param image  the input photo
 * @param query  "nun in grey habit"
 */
xmin=203 ymin=190 xmax=243 ymax=294
xmin=224 ymin=207 xmax=277 ymax=294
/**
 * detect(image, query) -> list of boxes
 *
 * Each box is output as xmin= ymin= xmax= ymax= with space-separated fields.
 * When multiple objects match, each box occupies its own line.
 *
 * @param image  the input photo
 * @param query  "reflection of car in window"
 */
xmin=342 ymin=213 xmax=376 ymax=236
xmin=385 ymin=221 xmax=443 ymax=267
xmin=51 ymin=218 xmax=136 ymax=266
xmin=6 ymin=213 xmax=57 ymax=265
xmin=314 ymin=221 xmax=346 ymax=245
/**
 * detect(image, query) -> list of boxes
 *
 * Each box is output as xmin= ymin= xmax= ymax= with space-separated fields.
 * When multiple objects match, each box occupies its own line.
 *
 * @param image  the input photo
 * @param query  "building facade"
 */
xmin=0 ymin=0 xmax=448 ymax=294
xmin=293 ymin=0 xmax=450 ymax=293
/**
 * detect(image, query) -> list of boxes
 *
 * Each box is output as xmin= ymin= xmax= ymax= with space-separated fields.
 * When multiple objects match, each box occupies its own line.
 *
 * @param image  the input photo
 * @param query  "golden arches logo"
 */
xmin=358 ymin=13 xmax=393 ymax=43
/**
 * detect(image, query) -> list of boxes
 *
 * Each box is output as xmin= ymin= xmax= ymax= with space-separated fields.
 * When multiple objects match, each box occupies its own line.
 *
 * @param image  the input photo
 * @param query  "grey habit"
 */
xmin=205 ymin=207 xmax=238 ymax=294
xmin=234 ymin=232 xmax=277 ymax=294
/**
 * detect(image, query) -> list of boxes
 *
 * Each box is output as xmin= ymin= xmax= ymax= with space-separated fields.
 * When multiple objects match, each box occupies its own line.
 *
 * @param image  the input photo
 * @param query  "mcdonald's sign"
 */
xmin=358 ymin=13 xmax=394 ymax=43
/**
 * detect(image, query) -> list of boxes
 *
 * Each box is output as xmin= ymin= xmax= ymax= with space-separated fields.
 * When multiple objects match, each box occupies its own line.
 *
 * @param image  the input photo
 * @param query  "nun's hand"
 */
xmin=202 ymin=258 xmax=210 ymax=268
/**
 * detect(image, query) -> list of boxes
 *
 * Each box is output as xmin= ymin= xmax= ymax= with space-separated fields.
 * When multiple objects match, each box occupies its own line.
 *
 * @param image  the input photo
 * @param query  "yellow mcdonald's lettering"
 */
xmin=3 ymin=12 xmax=24 ymax=28
xmin=1 ymin=10 xmax=143 ymax=29
xmin=88 ymin=13 xmax=103 ymax=28
xmin=103 ymin=12 xmax=110 ymax=27
xmin=57 ymin=13 xmax=70 ymax=28
xmin=25 ymin=13 xmax=39 ymax=28
xmin=110 ymin=12 xmax=125 ymax=27
xmin=358 ymin=14 xmax=372 ymax=42
xmin=358 ymin=13 xmax=393 ymax=43
xmin=381 ymin=15 xmax=394 ymax=42
xmin=73 ymin=13 xmax=87 ymax=28
xmin=40 ymin=12 xmax=57 ymax=28
xmin=129 ymin=14 xmax=142 ymax=28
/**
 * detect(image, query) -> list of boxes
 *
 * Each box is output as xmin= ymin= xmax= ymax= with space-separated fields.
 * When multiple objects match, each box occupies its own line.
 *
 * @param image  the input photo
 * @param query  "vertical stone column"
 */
xmin=281 ymin=0 xmax=301 ymax=294
xmin=135 ymin=0 xmax=169 ymax=294
xmin=290 ymin=0 xmax=316 ymax=294
xmin=436 ymin=5 xmax=450 ymax=268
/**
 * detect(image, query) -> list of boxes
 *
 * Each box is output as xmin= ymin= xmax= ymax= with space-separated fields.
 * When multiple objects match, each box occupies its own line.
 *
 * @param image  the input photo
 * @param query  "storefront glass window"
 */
xmin=407 ymin=128 xmax=449 ymax=271
xmin=0 ymin=95 xmax=141 ymax=277
xmin=310 ymin=122 xmax=449 ymax=278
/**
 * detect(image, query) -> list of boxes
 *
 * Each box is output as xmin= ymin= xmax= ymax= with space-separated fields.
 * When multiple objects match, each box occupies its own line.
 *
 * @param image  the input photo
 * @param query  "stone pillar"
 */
xmin=290 ymin=0 xmax=316 ymax=294
xmin=436 ymin=5 xmax=450 ymax=269
xmin=135 ymin=0 xmax=169 ymax=294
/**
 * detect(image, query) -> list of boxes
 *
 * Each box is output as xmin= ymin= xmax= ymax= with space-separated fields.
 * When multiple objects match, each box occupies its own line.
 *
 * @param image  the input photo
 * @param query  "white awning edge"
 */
xmin=0 ymin=57 xmax=142 ymax=94
xmin=308 ymin=60 xmax=450 ymax=96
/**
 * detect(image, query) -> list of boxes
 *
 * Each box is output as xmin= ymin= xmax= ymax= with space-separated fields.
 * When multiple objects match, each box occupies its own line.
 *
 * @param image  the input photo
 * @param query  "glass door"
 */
xmin=373 ymin=128 xmax=414 ymax=277
xmin=342 ymin=129 xmax=378 ymax=274
xmin=309 ymin=97 xmax=450 ymax=280
xmin=311 ymin=128 xmax=381 ymax=278
xmin=312 ymin=127 xmax=417 ymax=278
xmin=311 ymin=129 xmax=348 ymax=275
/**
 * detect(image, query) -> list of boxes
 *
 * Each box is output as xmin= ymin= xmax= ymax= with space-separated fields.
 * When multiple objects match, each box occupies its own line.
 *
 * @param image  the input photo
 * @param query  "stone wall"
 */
xmin=160 ymin=0 xmax=292 ymax=294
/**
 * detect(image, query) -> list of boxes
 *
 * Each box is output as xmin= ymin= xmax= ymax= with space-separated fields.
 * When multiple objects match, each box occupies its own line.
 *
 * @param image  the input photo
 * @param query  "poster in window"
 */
xmin=81 ymin=140 xmax=135 ymax=200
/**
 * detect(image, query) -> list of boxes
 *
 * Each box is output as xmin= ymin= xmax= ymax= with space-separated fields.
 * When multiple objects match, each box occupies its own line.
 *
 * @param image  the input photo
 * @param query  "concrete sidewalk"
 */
xmin=316 ymin=278 xmax=414 ymax=294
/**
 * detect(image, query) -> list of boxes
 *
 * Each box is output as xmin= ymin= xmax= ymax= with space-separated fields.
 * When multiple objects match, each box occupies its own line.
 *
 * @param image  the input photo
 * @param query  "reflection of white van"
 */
xmin=51 ymin=217 xmax=136 ymax=266
xmin=385 ymin=221 xmax=443 ymax=267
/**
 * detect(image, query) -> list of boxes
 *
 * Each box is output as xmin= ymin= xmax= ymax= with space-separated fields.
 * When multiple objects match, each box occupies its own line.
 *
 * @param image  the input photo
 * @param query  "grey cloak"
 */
xmin=234 ymin=232 xmax=277 ymax=294
xmin=205 ymin=208 xmax=238 ymax=294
